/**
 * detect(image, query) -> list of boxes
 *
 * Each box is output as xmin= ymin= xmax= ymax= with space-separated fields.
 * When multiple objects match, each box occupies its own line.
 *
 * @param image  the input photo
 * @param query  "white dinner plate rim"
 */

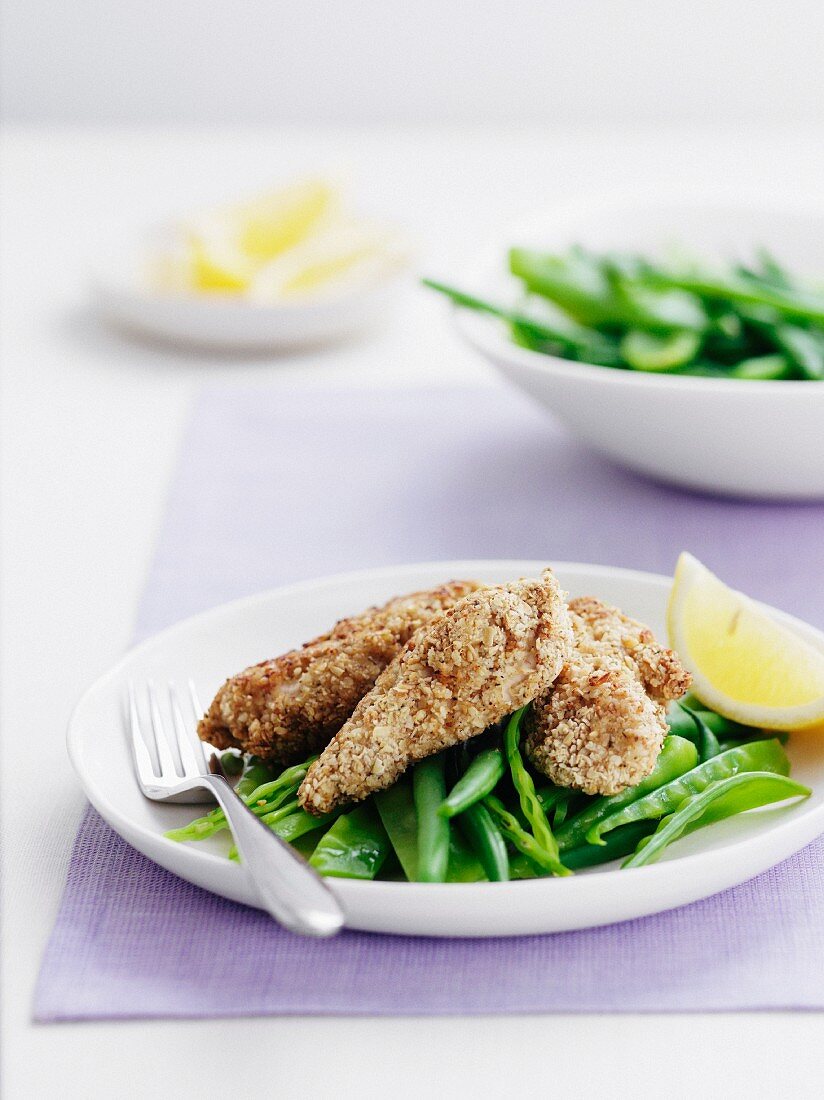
xmin=67 ymin=559 xmax=824 ymax=934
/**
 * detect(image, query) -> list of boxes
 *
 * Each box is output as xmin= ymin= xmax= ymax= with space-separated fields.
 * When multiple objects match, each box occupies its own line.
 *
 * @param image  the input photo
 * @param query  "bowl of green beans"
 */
xmin=427 ymin=199 xmax=824 ymax=499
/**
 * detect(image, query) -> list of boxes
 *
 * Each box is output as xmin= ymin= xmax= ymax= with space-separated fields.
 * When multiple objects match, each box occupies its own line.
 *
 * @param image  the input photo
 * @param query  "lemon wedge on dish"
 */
xmin=232 ymin=179 xmax=336 ymax=263
xmin=159 ymin=180 xmax=339 ymax=296
xmin=667 ymin=552 xmax=824 ymax=731
xmin=249 ymin=222 xmax=405 ymax=302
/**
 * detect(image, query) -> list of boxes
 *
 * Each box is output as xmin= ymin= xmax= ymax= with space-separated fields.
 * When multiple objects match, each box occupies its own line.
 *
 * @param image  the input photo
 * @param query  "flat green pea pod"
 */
xmin=413 ymin=753 xmax=451 ymax=882
xmin=556 ymin=735 xmax=698 ymax=853
xmin=219 ymin=750 xmax=244 ymax=776
xmin=376 ymin=777 xmax=486 ymax=882
xmin=439 ymin=748 xmax=505 ymax=818
xmin=587 ymin=738 xmax=790 ymax=846
xmin=484 ymin=795 xmax=571 ymax=877
xmin=666 ymin=703 xmax=752 ymax=742
xmin=677 ymin=702 xmax=722 ymax=761
xmin=504 ymin=707 xmax=566 ymax=875
xmin=375 ymin=777 xmax=419 ymax=880
xmin=458 ymin=803 xmax=510 ymax=882
xmin=623 ymin=772 xmax=811 ymax=868
xmin=309 ymin=804 xmax=391 ymax=880
xmin=561 ymin=822 xmax=656 ymax=871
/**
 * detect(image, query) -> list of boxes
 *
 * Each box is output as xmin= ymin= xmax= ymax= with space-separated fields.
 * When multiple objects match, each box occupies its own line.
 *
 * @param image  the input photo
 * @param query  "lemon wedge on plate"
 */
xmin=667 ymin=552 xmax=824 ymax=731
xmin=249 ymin=222 xmax=406 ymax=303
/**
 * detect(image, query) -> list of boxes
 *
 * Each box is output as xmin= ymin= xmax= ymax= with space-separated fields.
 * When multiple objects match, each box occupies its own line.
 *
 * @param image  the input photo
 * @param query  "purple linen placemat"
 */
xmin=35 ymin=386 xmax=824 ymax=1020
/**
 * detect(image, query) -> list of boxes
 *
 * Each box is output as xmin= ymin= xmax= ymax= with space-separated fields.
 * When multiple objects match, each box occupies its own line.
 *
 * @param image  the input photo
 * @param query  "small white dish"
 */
xmin=91 ymin=235 xmax=412 ymax=352
xmin=449 ymin=199 xmax=824 ymax=499
xmin=67 ymin=560 xmax=824 ymax=937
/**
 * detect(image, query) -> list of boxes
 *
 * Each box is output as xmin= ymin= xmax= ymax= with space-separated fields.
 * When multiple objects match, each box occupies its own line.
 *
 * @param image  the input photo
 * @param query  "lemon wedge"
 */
xmin=232 ymin=180 xmax=337 ymax=263
xmin=249 ymin=222 xmax=404 ymax=302
xmin=667 ymin=552 xmax=824 ymax=731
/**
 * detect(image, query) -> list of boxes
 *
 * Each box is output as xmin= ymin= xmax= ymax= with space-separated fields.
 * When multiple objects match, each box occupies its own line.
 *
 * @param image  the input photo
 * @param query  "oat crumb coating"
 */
xmin=198 ymin=580 xmax=481 ymax=763
xmin=299 ymin=569 xmax=573 ymax=815
xmin=526 ymin=596 xmax=692 ymax=796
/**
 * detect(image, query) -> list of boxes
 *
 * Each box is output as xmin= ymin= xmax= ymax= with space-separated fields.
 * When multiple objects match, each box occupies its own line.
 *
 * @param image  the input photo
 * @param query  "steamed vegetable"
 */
xmin=424 ymin=248 xmax=824 ymax=380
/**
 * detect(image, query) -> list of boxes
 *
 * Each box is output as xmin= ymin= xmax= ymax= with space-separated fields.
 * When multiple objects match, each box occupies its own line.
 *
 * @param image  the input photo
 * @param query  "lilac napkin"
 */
xmin=35 ymin=386 xmax=824 ymax=1020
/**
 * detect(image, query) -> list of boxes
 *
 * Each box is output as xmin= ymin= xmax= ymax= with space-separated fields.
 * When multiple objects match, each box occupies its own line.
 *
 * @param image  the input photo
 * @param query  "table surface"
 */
xmin=2 ymin=126 xmax=823 ymax=1099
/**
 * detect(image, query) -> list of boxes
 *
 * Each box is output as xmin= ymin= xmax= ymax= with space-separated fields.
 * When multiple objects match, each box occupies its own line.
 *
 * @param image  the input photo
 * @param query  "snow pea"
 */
xmin=666 ymin=704 xmax=752 ymax=742
xmin=309 ymin=804 xmax=391 ymax=880
xmin=439 ymin=747 xmax=505 ymax=818
xmin=375 ymin=777 xmax=419 ymax=880
xmin=623 ymin=772 xmax=811 ymax=868
xmin=676 ymin=702 xmax=722 ymax=761
xmin=458 ymin=802 xmax=510 ymax=882
xmin=562 ymin=822 xmax=656 ymax=870
xmin=587 ymin=738 xmax=790 ymax=846
xmin=413 ymin=753 xmax=451 ymax=882
xmin=219 ymin=750 xmax=244 ymax=776
xmin=641 ymin=269 xmax=824 ymax=326
xmin=504 ymin=707 xmax=565 ymax=874
xmin=555 ymin=735 xmax=698 ymax=852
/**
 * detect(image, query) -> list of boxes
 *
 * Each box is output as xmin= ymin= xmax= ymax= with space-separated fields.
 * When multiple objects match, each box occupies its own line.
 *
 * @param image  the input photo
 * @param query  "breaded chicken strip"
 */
xmin=526 ymin=596 xmax=691 ymax=796
xmin=198 ymin=580 xmax=481 ymax=763
xmin=299 ymin=569 xmax=573 ymax=815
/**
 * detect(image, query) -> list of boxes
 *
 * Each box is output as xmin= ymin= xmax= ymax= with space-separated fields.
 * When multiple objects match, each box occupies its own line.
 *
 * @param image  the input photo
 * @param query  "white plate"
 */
xmin=91 ymin=244 xmax=412 ymax=352
xmin=450 ymin=198 xmax=824 ymax=499
xmin=68 ymin=560 xmax=824 ymax=937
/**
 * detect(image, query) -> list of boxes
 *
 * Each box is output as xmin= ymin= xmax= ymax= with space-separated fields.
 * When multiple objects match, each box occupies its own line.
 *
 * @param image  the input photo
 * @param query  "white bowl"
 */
xmin=91 ymin=231 xmax=413 ymax=352
xmin=67 ymin=559 xmax=824 ymax=937
xmin=451 ymin=199 xmax=824 ymax=499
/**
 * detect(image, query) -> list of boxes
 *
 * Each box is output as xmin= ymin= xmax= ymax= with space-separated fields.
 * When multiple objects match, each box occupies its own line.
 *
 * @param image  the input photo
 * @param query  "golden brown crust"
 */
xmin=298 ymin=569 xmax=573 ymax=814
xmin=197 ymin=580 xmax=481 ymax=763
xmin=525 ymin=596 xmax=691 ymax=796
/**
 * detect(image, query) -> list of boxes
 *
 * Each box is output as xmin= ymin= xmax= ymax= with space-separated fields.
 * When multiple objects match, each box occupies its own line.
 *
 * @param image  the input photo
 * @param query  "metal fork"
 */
xmin=128 ymin=680 xmax=344 ymax=937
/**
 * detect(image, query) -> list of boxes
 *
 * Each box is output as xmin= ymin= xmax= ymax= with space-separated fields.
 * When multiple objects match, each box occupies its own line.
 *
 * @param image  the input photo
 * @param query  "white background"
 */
xmin=3 ymin=0 xmax=824 ymax=127
xmin=3 ymin=4 xmax=824 ymax=1099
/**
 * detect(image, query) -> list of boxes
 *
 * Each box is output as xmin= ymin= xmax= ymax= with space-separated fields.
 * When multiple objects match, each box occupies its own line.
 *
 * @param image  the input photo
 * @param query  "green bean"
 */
xmin=503 ymin=707 xmax=566 ymax=875
xmin=439 ymin=748 xmax=505 ymax=818
xmin=413 ymin=753 xmax=451 ymax=882
xmin=587 ymin=738 xmax=790 ymax=845
xmin=623 ymin=772 xmax=811 ymax=868
xmin=422 ymin=278 xmax=622 ymax=365
xmin=309 ymin=804 xmax=391 ymax=880
xmin=457 ymin=803 xmax=510 ymax=881
xmin=556 ymin=735 xmax=698 ymax=852
xmin=483 ymin=795 xmax=571 ymax=876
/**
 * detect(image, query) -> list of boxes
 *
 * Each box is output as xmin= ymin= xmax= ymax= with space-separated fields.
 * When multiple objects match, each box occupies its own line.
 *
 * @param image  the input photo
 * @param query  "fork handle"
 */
xmin=202 ymin=774 xmax=345 ymax=937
